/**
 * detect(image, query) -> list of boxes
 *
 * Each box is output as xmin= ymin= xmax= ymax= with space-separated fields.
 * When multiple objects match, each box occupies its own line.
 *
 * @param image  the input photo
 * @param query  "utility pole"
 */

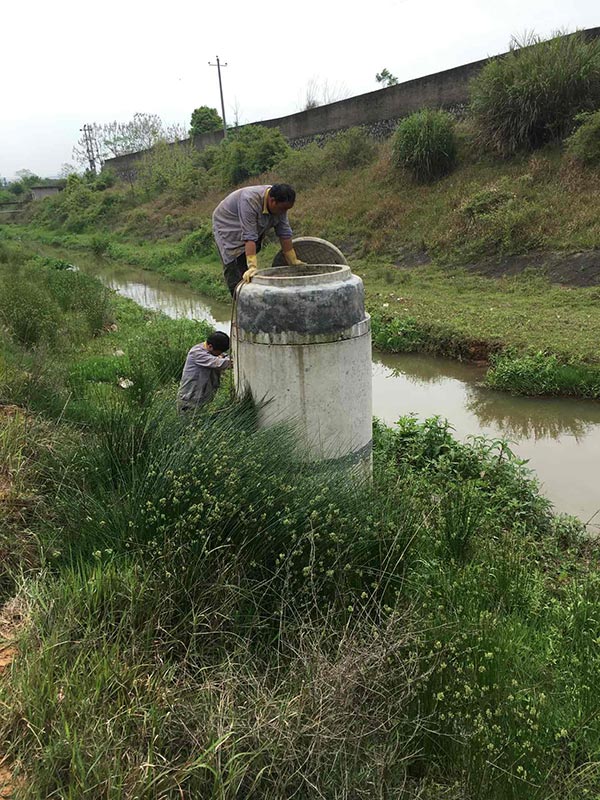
xmin=208 ymin=55 xmax=228 ymax=137
xmin=80 ymin=124 xmax=98 ymax=175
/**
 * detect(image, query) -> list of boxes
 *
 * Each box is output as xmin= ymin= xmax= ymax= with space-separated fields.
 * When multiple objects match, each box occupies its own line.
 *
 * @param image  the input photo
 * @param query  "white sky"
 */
xmin=2 ymin=0 xmax=598 ymax=178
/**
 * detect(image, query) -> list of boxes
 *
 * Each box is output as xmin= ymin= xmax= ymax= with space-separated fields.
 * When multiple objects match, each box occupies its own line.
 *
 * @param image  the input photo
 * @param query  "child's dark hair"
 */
xmin=207 ymin=331 xmax=230 ymax=351
xmin=270 ymin=183 xmax=296 ymax=204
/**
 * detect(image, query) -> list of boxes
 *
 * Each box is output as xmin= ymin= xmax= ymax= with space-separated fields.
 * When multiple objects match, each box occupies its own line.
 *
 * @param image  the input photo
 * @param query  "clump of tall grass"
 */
xmin=392 ymin=109 xmax=458 ymax=182
xmin=0 ymin=258 xmax=113 ymax=349
xmin=486 ymin=351 xmax=600 ymax=398
xmin=0 ymin=408 xmax=68 ymax=603
xmin=432 ymin=178 xmax=544 ymax=262
xmin=3 ymin=395 xmax=599 ymax=799
xmin=323 ymin=126 xmax=378 ymax=169
xmin=470 ymin=30 xmax=600 ymax=155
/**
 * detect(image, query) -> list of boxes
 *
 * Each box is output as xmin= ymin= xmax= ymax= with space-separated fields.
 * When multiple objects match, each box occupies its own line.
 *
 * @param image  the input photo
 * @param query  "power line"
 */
xmin=208 ymin=55 xmax=228 ymax=137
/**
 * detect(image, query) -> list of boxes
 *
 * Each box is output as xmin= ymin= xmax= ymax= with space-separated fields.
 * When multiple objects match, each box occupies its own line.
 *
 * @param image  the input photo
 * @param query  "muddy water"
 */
xmin=87 ymin=259 xmax=600 ymax=532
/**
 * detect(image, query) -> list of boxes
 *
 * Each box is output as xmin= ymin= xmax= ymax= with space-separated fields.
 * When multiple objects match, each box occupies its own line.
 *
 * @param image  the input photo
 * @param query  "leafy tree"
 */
xmin=15 ymin=169 xmax=42 ymax=187
xmin=212 ymin=125 xmax=290 ymax=186
xmin=73 ymin=114 xmax=187 ymax=169
xmin=136 ymin=141 xmax=207 ymax=201
xmin=376 ymin=68 xmax=399 ymax=87
xmin=190 ymin=106 xmax=223 ymax=136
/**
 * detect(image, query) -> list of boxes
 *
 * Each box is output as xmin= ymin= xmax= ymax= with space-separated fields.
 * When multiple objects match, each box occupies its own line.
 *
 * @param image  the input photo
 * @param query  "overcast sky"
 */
xmin=2 ymin=0 xmax=598 ymax=179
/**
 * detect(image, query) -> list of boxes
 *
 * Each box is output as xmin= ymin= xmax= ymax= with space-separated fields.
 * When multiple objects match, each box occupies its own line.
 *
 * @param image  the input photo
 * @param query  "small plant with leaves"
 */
xmin=565 ymin=110 xmax=600 ymax=167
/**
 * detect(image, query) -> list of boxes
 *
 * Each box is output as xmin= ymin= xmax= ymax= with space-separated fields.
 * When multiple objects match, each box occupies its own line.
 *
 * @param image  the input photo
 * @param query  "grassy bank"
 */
xmin=4 ymin=100 xmax=600 ymax=400
xmin=4 ymin=219 xmax=600 ymax=399
xmin=2 ymin=228 xmax=600 ymax=799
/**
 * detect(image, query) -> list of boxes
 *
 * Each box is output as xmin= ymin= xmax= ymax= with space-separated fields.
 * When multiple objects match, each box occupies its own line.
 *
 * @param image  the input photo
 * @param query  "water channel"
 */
xmin=82 ymin=258 xmax=600 ymax=533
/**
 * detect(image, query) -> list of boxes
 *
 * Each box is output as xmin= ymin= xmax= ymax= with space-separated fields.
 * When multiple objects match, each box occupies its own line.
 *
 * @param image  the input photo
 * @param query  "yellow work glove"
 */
xmin=284 ymin=248 xmax=306 ymax=267
xmin=243 ymin=253 xmax=258 ymax=283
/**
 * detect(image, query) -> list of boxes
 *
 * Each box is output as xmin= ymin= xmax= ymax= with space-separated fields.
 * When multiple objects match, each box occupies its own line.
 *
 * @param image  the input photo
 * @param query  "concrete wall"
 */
xmin=104 ymin=27 xmax=600 ymax=177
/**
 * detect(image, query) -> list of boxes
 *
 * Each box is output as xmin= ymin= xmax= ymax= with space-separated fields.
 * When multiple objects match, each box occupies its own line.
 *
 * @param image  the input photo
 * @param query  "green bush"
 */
xmin=470 ymin=31 xmax=600 ymax=155
xmin=30 ymin=175 xmax=125 ymax=232
xmin=323 ymin=127 xmax=377 ymax=169
xmin=486 ymin=351 xmax=600 ymax=398
xmin=136 ymin=140 xmax=207 ymax=202
xmin=90 ymin=233 xmax=111 ymax=255
xmin=431 ymin=178 xmax=542 ymax=262
xmin=565 ymin=109 xmax=600 ymax=166
xmin=271 ymin=142 xmax=327 ymax=189
xmin=44 ymin=267 xmax=113 ymax=335
xmin=392 ymin=109 xmax=457 ymax=182
xmin=0 ymin=259 xmax=113 ymax=350
xmin=179 ymin=225 xmax=215 ymax=258
xmin=212 ymin=125 xmax=291 ymax=186
xmin=0 ymin=278 xmax=62 ymax=348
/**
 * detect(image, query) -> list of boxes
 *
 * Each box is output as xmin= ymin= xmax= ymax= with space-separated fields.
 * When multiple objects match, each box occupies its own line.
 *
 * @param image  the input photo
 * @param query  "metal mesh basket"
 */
xmin=271 ymin=236 xmax=348 ymax=268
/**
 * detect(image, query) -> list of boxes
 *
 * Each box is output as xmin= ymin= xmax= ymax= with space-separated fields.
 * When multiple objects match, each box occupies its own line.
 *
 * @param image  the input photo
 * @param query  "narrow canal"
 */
xmin=85 ymin=258 xmax=600 ymax=533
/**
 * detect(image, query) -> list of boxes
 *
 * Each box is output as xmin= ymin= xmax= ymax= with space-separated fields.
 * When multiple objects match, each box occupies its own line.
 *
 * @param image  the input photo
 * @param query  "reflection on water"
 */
xmin=373 ymin=352 xmax=600 ymax=530
xmin=88 ymin=260 xmax=232 ymax=333
xmin=465 ymin=389 xmax=596 ymax=441
xmin=81 ymin=254 xmax=600 ymax=529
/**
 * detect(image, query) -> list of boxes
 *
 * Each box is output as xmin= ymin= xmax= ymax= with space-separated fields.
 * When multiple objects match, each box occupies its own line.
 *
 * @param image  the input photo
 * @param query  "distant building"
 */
xmin=30 ymin=185 xmax=63 ymax=200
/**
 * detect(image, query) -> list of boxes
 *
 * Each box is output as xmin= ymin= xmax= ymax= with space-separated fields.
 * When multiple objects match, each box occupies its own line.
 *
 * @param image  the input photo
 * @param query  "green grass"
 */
xmin=2 ymin=248 xmax=600 ymax=797
xmin=366 ymin=264 xmax=600 ymax=365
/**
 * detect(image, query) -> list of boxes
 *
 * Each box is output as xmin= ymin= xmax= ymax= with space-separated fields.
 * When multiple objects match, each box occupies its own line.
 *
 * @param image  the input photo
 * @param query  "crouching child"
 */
xmin=177 ymin=331 xmax=232 ymax=413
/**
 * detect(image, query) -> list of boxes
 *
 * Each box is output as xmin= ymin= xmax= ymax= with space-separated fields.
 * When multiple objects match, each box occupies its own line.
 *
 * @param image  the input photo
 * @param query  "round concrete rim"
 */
xmin=253 ymin=264 xmax=351 ymax=287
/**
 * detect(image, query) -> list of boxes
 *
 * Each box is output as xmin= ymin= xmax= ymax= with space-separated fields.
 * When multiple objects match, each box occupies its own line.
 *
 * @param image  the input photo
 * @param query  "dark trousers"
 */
xmin=223 ymin=239 xmax=262 ymax=297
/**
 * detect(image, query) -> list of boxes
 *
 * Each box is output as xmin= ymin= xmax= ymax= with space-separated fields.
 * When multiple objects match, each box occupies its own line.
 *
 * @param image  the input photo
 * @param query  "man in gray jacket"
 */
xmin=177 ymin=331 xmax=231 ymax=413
xmin=212 ymin=183 xmax=304 ymax=295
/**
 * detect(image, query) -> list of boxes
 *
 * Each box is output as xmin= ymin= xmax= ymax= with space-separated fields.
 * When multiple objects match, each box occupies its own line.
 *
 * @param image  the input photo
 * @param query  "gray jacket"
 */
xmin=177 ymin=344 xmax=231 ymax=410
xmin=212 ymin=185 xmax=293 ymax=264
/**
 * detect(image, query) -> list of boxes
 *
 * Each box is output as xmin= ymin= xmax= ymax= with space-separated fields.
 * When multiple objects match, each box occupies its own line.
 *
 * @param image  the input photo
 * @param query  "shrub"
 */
xmin=136 ymin=140 xmax=207 ymax=202
xmin=323 ymin=127 xmax=377 ymax=169
xmin=470 ymin=31 xmax=600 ymax=155
xmin=212 ymin=125 xmax=291 ymax=186
xmin=271 ymin=142 xmax=327 ymax=189
xmin=392 ymin=109 xmax=457 ymax=182
xmin=93 ymin=169 xmax=116 ymax=190
xmin=179 ymin=225 xmax=215 ymax=258
xmin=0 ymin=278 xmax=62 ymax=349
xmin=565 ymin=109 xmax=600 ymax=166
xmin=90 ymin=233 xmax=111 ymax=255
xmin=430 ymin=178 xmax=542 ymax=262
xmin=44 ymin=268 xmax=113 ymax=335
xmin=458 ymin=181 xmax=515 ymax=221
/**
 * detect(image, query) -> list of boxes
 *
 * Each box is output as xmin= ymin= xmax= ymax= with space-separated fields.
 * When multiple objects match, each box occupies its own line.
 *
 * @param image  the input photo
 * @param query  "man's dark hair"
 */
xmin=207 ymin=331 xmax=230 ymax=351
xmin=270 ymin=183 xmax=296 ymax=204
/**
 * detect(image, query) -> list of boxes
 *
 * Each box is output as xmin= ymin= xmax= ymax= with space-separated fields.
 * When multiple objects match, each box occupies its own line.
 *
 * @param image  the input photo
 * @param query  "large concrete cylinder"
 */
xmin=233 ymin=264 xmax=372 ymax=469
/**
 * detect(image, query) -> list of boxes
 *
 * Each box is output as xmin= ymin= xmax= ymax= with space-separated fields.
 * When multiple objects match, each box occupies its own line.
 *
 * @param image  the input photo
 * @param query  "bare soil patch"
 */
xmin=465 ymin=250 xmax=600 ymax=287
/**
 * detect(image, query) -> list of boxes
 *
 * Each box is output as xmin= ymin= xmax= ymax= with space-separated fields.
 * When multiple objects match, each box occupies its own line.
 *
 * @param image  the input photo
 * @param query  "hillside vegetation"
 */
xmin=8 ymin=128 xmax=600 ymax=397
xmin=2 ymin=32 xmax=600 ymax=798
xmin=2 ymin=237 xmax=600 ymax=800
xmin=5 ymin=30 xmax=600 ymax=400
